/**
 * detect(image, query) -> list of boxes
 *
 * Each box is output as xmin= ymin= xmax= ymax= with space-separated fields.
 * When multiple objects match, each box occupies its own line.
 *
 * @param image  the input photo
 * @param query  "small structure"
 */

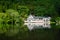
xmin=24 ymin=15 xmax=51 ymax=30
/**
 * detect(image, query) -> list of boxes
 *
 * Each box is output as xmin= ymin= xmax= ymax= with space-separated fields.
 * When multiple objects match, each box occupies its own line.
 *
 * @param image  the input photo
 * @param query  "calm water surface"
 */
xmin=0 ymin=23 xmax=60 ymax=40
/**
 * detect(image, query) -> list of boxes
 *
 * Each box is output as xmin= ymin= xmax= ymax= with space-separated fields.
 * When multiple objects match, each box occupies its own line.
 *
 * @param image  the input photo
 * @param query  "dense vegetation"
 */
xmin=0 ymin=0 xmax=60 ymax=40
xmin=0 ymin=0 xmax=60 ymax=17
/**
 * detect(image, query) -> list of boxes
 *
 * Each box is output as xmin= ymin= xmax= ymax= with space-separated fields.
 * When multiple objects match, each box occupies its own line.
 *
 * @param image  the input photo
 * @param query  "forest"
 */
xmin=0 ymin=0 xmax=60 ymax=40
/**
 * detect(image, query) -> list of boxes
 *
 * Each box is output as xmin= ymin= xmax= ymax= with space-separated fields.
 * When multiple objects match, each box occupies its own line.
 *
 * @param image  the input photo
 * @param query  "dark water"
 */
xmin=0 ymin=23 xmax=60 ymax=40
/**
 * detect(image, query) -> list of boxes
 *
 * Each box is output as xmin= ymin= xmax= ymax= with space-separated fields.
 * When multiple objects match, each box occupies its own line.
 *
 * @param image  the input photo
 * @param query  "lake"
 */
xmin=0 ymin=22 xmax=60 ymax=40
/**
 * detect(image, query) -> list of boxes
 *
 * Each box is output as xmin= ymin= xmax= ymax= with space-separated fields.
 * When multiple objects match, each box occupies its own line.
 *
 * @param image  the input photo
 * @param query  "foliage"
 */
xmin=55 ymin=17 xmax=60 ymax=25
xmin=0 ymin=0 xmax=60 ymax=37
xmin=0 ymin=9 xmax=29 ymax=36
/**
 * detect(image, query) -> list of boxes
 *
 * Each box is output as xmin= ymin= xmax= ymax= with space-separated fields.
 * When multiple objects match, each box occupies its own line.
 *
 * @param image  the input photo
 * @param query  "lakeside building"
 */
xmin=24 ymin=15 xmax=51 ymax=30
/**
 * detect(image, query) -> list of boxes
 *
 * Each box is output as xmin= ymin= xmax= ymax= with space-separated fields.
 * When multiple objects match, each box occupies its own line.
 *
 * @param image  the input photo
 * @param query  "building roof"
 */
xmin=28 ymin=15 xmax=51 ymax=19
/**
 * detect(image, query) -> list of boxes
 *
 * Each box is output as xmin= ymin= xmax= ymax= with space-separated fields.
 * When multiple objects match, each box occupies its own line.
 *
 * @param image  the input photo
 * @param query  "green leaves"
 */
xmin=17 ymin=6 xmax=29 ymax=15
xmin=34 ymin=6 xmax=46 ymax=16
xmin=0 ymin=9 xmax=29 ymax=36
xmin=0 ymin=0 xmax=60 ymax=37
xmin=55 ymin=17 xmax=60 ymax=25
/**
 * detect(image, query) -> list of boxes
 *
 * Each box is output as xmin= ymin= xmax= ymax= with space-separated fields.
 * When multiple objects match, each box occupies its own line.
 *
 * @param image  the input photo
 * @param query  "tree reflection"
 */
xmin=0 ymin=23 xmax=28 ymax=36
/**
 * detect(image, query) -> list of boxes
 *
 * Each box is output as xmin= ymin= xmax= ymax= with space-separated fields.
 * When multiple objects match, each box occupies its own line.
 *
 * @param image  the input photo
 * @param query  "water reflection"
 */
xmin=0 ymin=23 xmax=59 ymax=40
xmin=0 ymin=23 xmax=20 ymax=36
xmin=24 ymin=23 xmax=51 ymax=30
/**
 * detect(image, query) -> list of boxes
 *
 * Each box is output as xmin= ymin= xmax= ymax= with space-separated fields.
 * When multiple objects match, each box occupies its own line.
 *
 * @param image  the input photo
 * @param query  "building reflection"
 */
xmin=24 ymin=23 xmax=51 ymax=30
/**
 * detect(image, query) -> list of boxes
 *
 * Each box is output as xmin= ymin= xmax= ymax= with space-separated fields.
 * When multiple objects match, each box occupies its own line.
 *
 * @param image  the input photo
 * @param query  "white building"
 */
xmin=24 ymin=15 xmax=51 ymax=30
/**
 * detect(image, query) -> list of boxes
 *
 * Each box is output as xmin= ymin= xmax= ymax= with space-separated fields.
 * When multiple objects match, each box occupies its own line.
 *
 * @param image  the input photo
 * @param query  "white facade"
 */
xmin=24 ymin=15 xmax=51 ymax=30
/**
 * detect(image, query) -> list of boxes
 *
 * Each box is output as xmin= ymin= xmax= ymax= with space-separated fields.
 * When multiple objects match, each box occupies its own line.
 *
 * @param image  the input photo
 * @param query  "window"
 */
xmin=39 ymin=18 xmax=43 ymax=20
xmin=29 ymin=20 xmax=31 ymax=21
